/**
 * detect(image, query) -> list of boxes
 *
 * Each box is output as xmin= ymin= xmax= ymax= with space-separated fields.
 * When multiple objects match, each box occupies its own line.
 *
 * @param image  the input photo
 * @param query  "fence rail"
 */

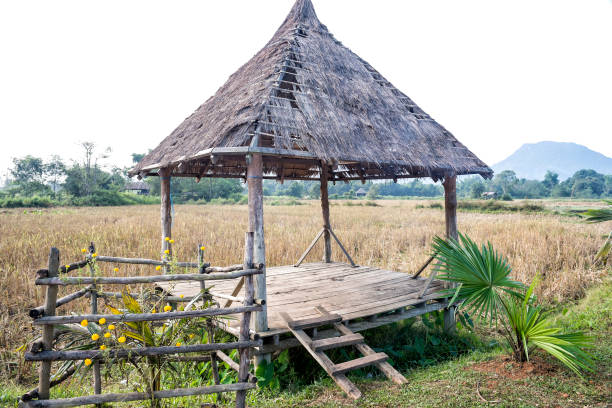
xmin=21 ymin=236 xmax=260 ymax=408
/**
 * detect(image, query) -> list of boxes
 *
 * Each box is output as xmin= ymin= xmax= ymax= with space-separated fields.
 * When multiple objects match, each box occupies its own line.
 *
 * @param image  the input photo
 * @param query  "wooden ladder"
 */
xmin=279 ymin=306 xmax=407 ymax=399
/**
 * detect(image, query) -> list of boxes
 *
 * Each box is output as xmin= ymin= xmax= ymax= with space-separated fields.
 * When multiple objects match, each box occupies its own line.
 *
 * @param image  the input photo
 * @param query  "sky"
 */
xmin=0 ymin=0 xmax=611 ymax=180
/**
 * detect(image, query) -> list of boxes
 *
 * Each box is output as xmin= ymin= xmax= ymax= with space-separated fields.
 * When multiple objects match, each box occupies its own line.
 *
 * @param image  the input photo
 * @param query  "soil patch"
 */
xmin=467 ymin=355 xmax=557 ymax=381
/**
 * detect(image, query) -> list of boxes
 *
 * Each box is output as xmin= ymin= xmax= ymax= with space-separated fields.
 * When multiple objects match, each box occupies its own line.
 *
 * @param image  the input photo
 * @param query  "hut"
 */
xmin=124 ymin=181 xmax=151 ymax=195
xmin=355 ymin=188 xmax=367 ymax=198
xmin=129 ymin=0 xmax=492 ymax=397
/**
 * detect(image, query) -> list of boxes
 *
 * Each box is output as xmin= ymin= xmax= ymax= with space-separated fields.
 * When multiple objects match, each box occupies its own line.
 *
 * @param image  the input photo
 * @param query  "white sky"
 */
xmin=1 ymin=0 xmax=611 ymax=179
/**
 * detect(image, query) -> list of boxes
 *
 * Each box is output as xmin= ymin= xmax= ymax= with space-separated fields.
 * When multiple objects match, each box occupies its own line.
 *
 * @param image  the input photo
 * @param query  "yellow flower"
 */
xmin=113 ymin=267 xmax=119 ymax=272
xmin=151 ymin=308 xmax=156 ymax=314
xmin=155 ymin=265 xmax=161 ymax=271
xmin=179 ymin=294 xmax=184 ymax=299
xmin=91 ymin=333 xmax=100 ymax=341
xmin=99 ymin=345 xmax=106 ymax=351
xmin=175 ymin=342 xmax=182 ymax=347
xmin=81 ymin=248 xmax=87 ymax=253
xmin=104 ymin=332 xmax=111 ymax=338
xmin=92 ymin=253 xmax=98 ymax=258
xmin=84 ymin=359 xmax=92 ymax=366
xmin=165 ymin=237 xmax=170 ymax=241
xmin=98 ymin=318 xmax=106 ymax=325
xmin=65 ymin=265 xmax=70 ymax=269
xmin=117 ymin=336 xmax=126 ymax=344
xmin=108 ymin=324 xmax=116 ymax=330
xmin=164 ymin=305 xmax=172 ymax=312
xmin=169 ymin=239 xmax=174 ymax=244
xmin=200 ymin=246 xmax=206 ymax=251
xmin=189 ymin=334 xmax=194 ymax=339
xmin=164 ymin=249 xmax=170 ymax=255
xmin=80 ymin=319 xmax=88 ymax=327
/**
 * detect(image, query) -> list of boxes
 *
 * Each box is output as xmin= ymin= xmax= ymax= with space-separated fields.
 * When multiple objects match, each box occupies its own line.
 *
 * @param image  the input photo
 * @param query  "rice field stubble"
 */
xmin=0 ymin=200 xmax=608 ymax=384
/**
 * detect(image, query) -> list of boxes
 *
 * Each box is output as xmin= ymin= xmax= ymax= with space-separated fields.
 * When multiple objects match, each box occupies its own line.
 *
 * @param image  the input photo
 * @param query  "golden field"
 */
xmin=0 ymin=200 xmax=609 ymax=380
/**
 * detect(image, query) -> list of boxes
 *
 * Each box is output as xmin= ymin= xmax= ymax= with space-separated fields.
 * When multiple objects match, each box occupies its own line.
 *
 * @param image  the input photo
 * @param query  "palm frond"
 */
xmin=432 ymin=233 xmax=525 ymax=324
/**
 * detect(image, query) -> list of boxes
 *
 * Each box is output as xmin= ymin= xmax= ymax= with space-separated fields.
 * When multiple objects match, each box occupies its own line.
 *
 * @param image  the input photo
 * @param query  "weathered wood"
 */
xmin=223 ymin=277 xmax=245 ymax=308
xmin=35 ymin=269 xmax=261 ymax=286
xmin=279 ymin=312 xmax=361 ymax=399
xmin=159 ymin=167 xmax=172 ymax=271
xmin=215 ymin=351 xmax=257 ymax=383
xmin=294 ymin=228 xmax=325 ymax=267
xmin=443 ymin=175 xmax=458 ymax=241
xmin=20 ymin=382 xmax=256 ymax=407
xmin=26 ymin=340 xmax=262 ymax=361
xmin=411 ymin=254 xmax=435 ymax=279
xmin=87 ymin=245 xmax=102 ymax=404
xmin=92 ymin=291 xmax=200 ymax=303
xmin=37 ymin=247 xmax=59 ymax=400
xmin=331 ymin=353 xmax=388 ymax=375
xmin=285 ymin=314 xmax=342 ymax=330
xmin=22 ymin=365 xmax=77 ymax=401
xmin=444 ymin=305 xmax=457 ymax=334
xmin=328 ymin=228 xmax=356 ymax=267
xmin=58 ymin=260 xmax=88 ymax=274
xmin=29 ymin=287 xmax=91 ymax=318
xmin=206 ymin=323 xmax=222 ymax=404
xmin=320 ymin=163 xmax=332 ymax=263
xmin=32 ymin=305 xmax=263 ymax=326
xmin=316 ymin=306 xmax=408 ymax=385
xmin=247 ymin=152 xmax=268 ymax=334
xmin=237 ymin=232 xmax=255 ymax=408
xmin=310 ymin=333 xmax=363 ymax=351
xmin=94 ymin=255 xmax=201 ymax=269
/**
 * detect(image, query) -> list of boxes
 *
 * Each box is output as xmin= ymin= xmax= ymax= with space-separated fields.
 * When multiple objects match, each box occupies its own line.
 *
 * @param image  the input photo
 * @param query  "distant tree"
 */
xmin=470 ymin=181 xmax=486 ymax=199
xmin=495 ymin=170 xmax=518 ymax=195
xmin=286 ymin=182 xmax=305 ymax=198
xmin=308 ymin=183 xmax=320 ymax=199
xmin=45 ymin=155 xmax=66 ymax=193
xmin=10 ymin=156 xmax=50 ymax=195
xmin=543 ymin=171 xmax=559 ymax=190
xmin=366 ymin=184 xmax=380 ymax=199
xmin=131 ymin=153 xmax=146 ymax=163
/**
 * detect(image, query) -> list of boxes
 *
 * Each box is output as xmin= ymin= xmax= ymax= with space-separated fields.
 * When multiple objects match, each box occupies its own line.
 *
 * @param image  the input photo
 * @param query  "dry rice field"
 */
xmin=0 ymin=200 xmax=609 ymax=380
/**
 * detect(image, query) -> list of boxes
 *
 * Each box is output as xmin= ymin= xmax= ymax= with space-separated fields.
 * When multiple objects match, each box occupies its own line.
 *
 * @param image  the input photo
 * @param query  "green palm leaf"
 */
xmin=432 ymin=233 xmax=525 ymax=324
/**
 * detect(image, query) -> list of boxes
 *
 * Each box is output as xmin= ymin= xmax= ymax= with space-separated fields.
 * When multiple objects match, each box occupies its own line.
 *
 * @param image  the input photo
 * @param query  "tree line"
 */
xmin=2 ymin=145 xmax=611 ymax=208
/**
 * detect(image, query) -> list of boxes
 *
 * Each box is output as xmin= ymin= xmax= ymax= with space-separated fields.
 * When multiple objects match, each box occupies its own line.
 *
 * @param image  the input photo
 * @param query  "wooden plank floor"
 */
xmin=157 ymin=262 xmax=446 ymax=338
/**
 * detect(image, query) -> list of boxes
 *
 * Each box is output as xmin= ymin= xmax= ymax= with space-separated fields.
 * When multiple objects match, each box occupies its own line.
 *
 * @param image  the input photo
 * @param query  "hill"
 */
xmin=493 ymin=141 xmax=612 ymax=180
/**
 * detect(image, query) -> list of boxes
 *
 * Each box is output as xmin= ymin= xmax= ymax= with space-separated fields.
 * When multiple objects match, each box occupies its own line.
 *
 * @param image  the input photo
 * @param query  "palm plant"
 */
xmin=432 ymin=233 xmax=594 ymax=376
xmin=581 ymin=200 xmax=612 ymax=265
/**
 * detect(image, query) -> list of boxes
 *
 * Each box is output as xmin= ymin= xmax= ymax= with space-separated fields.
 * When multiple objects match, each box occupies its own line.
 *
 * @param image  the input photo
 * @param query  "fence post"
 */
xmin=38 ymin=247 xmax=60 ymax=400
xmin=87 ymin=243 xmax=102 ymax=404
xmin=236 ymin=232 xmax=255 ymax=408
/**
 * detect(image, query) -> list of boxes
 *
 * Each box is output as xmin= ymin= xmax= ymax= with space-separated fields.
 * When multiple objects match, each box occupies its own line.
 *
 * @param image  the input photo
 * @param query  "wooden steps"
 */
xmin=311 ymin=333 xmax=363 ymax=351
xmin=280 ymin=306 xmax=407 ymax=400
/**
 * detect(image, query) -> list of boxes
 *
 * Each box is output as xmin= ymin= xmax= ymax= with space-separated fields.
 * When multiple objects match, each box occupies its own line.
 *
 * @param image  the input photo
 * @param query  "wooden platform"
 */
xmin=158 ymin=262 xmax=448 ymax=340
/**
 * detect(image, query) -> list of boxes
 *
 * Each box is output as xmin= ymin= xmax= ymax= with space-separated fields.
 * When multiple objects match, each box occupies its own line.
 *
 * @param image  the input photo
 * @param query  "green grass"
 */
xmin=2 ymin=278 xmax=610 ymax=407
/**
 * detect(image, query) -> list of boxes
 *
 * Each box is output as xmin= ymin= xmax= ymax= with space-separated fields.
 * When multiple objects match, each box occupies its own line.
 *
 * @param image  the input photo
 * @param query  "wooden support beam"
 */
xmin=443 ymin=175 xmax=458 ymax=241
xmin=320 ymin=163 xmax=332 ymax=263
xmin=294 ymin=228 xmax=325 ymax=267
xmin=237 ymin=232 xmax=255 ymax=408
xmin=328 ymin=228 xmax=356 ymax=267
xmin=159 ymin=167 xmax=172 ymax=272
xmin=247 ymin=153 xmax=268 ymax=334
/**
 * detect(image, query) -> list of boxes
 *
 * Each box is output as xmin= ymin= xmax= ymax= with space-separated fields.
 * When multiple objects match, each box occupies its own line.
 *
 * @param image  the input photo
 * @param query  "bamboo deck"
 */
xmin=158 ymin=262 xmax=448 ymax=340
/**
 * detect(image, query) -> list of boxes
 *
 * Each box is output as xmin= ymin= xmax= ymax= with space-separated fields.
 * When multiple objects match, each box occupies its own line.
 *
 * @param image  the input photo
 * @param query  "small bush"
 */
xmin=501 ymin=193 xmax=513 ymax=201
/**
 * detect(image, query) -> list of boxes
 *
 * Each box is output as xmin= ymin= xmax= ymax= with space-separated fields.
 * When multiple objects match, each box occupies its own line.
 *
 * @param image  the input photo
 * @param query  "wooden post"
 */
xmin=159 ymin=168 xmax=172 ymax=273
xmin=443 ymin=175 xmax=458 ymax=334
xmin=236 ymin=232 xmax=255 ymax=408
xmin=443 ymin=175 xmax=458 ymax=241
xmin=320 ymin=163 xmax=332 ymax=263
xmin=87 ymin=244 xmax=102 ymax=405
xmin=38 ymin=247 xmax=60 ymax=400
xmin=247 ymin=154 xmax=267 ymax=333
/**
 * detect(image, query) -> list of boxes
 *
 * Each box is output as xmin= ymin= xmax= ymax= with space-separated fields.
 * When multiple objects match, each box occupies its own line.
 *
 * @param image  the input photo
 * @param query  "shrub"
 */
xmin=501 ymin=193 xmax=513 ymax=201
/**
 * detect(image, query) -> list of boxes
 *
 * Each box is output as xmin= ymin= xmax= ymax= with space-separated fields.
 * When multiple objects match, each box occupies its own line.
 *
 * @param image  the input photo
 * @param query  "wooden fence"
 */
xmin=20 ymin=233 xmax=261 ymax=408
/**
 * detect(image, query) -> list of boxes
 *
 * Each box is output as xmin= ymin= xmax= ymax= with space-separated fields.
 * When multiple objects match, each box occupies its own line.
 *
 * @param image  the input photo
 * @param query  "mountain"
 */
xmin=492 ymin=141 xmax=612 ymax=180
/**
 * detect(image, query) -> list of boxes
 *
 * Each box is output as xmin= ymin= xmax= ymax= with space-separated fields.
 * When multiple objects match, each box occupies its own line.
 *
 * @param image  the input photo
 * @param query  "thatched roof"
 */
xmin=130 ymin=0 xmax=492 ymax=182
xmin=125 ymin=181 xmax=151 ymax=191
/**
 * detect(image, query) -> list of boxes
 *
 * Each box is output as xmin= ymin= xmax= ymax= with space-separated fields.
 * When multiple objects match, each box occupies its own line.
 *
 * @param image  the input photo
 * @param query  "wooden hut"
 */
xmin=355 ymin=188 xmax=367 ymax=198
xmin=124 ymin=181 xmax=151 ymax=195
xmin=129 ymin=0 xmax=492 ymax=396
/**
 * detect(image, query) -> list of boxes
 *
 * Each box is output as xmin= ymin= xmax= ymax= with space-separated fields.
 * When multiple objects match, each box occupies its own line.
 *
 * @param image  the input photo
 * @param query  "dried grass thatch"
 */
xmin=130 ymin=0 xmax=492 ymax=182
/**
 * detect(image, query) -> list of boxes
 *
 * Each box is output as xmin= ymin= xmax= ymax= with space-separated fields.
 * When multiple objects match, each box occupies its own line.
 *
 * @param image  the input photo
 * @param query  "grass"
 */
xmin=0 ymin=199 xmax=609 ymax=405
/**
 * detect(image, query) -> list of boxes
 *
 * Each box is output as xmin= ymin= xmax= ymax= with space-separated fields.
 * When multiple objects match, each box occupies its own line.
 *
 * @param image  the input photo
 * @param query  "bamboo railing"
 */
xmin=21 ymin=233 xmax=261 ymax=408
